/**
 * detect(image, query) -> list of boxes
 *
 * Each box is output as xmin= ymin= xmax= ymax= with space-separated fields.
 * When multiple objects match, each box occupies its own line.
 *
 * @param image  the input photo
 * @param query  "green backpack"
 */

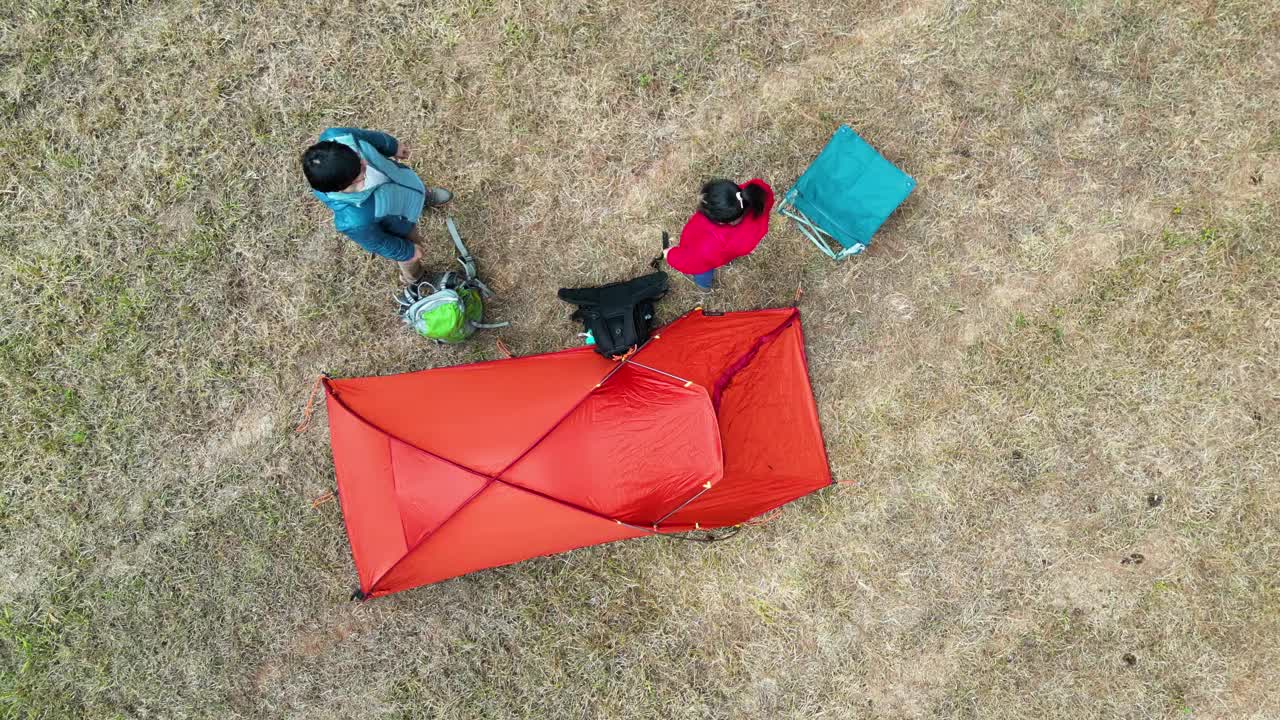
xmin=395 ymin=217 xmax=507 ymax=343
xmin=399 ymin=273 xmax=489 ymax=343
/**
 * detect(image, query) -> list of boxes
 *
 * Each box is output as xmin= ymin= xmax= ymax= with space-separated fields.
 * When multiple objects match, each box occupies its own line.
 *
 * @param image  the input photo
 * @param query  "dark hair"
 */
xmin=698 ymin=179 xmax=766 ymax=224
xmin=301 ymin=141 xmax=362 ymax=192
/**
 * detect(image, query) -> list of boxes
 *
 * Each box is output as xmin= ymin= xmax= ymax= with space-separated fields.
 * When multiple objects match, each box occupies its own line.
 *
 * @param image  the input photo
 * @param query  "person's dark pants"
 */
xmin=689 ymin=269 xmax=715 ymax=290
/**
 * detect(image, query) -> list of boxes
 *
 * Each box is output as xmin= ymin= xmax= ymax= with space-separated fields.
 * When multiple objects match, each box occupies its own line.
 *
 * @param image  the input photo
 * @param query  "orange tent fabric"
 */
xmin=324 ymin=308 xmax=831 ymax=597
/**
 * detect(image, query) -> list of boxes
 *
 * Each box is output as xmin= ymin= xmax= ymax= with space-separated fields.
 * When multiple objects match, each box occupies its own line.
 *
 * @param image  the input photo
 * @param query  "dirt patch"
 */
xmin=865 ymin=646 xmax=952 ymax=718
xmin=221 ymin=403 xmax=276 ymax=456
xmin=1042 ymin=531 xmax=1181 ymax=615
xmin=1221 ymin=154 xmax=1280 ymax=211
xmin=253 ymin=607 xmax=374 ymax=696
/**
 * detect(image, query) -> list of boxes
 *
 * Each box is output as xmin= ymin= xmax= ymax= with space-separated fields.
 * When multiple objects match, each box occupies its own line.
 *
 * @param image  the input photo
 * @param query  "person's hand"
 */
xmin=394 ymin=145 xmax=411 ymax=161
xmin=410 ymin=245 xmax=423 ymax=262
xmin=662 ymin=247 xmax=672 ymax=258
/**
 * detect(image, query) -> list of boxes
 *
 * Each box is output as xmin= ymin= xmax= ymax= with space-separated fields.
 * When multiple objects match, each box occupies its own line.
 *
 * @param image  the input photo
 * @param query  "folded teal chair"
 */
xmin=777 ymin=125 xmax=916 ymax=260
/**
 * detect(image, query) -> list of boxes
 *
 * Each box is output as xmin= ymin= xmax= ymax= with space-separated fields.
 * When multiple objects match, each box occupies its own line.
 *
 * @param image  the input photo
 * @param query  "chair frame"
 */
xmin=776 ymin=198 xmax=866 ymax=261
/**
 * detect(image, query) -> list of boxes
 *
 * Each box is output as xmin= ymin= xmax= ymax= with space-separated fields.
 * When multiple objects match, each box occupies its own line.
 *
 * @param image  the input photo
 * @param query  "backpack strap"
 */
xmin=557 ymin=286 xmax=603 ymax=307
xmin=445 ymin=216 xmax=478 ymax=280
xmin=470 ymin=277 xmax=497 ymax=299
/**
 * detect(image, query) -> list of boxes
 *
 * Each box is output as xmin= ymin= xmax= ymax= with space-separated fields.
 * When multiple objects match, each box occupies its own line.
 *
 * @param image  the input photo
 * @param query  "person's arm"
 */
xmin=664 ymin=222 xmax=713 ymax=275
xmin=343 ymin=223 xmax=415 ymax=261
xmin=320 ymin=127 xmax=400 ymax=158
xmin=664 ymin=245 xmax=693 ymax=273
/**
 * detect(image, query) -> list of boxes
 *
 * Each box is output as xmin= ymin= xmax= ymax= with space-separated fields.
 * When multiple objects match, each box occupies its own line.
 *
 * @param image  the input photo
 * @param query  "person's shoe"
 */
xmin=426 ymin=187 xmax=453 ymax=206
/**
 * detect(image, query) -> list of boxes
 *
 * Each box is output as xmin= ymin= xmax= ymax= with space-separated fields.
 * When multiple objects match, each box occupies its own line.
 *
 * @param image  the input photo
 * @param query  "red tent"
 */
xmin=323 ymin=307 xmax=831 ymax=597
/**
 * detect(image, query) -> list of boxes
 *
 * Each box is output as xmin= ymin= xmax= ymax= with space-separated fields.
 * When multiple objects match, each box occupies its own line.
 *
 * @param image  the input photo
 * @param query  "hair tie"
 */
xmin=735 ymin=191 xmax=744 ymax=208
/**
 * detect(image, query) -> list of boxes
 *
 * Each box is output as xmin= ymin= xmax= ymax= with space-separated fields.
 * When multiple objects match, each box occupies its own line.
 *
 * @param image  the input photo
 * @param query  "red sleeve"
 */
xmin=666 ymin=216 xmax=716 ymax=275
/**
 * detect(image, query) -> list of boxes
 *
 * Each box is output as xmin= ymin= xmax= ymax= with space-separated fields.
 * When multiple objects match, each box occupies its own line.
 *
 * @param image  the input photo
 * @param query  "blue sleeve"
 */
xmin=319 ymin=127 xmax=399 ymax=158
xmin=343 ymin=223 xmax=415 ymax=261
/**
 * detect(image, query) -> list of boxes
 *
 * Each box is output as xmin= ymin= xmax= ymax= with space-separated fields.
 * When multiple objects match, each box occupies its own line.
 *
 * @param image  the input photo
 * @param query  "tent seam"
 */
xmin=363 ymin=357 xmax=622 ymax=594
xmin=368 ymin=479 xmax=496 ymax=595
xmin=653 ymin=309 xmax=821 ymax=527
xmin=387 ymin=435 xmax=414 ymax=551
xmin=325 ymin=380 xmax=501 ymax=595
xmin=488 ymin=361 xmax=629 ymax=479
xmin=707 ymin=310 xmax=800 ymax=411
xmin=489 ymin=477 xmax=641 ymax=527
xmin=324 ymin=380 xmax=495 ymax=483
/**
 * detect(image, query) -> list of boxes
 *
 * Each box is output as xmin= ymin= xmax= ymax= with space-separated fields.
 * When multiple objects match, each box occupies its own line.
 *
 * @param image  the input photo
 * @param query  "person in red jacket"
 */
xmin=664 ymin=178 xmax=774 ymax=290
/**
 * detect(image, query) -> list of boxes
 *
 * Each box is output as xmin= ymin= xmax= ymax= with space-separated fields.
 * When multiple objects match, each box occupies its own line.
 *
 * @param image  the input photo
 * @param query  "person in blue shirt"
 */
xmin=302 ymin=128 xmax=452 ymax=284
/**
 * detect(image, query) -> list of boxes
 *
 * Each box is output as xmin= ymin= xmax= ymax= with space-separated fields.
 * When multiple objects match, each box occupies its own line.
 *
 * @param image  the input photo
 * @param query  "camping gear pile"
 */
xmin=318 ymin=125 xmax=913 ymax=597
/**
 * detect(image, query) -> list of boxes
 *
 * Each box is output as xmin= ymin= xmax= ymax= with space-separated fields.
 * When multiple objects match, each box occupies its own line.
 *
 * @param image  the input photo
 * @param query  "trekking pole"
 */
xmin=649 ymin=231 xmax=669 ymax=270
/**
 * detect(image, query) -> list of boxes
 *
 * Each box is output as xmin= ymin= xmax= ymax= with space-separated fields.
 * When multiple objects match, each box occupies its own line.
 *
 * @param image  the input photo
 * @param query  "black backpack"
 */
xmin=558 ymin=272 xmax=669 ymax=358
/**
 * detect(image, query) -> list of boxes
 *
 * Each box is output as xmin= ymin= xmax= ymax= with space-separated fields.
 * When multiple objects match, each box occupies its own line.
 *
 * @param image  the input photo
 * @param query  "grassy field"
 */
xmin=2 ymin=0 xmax=1279 ymax=717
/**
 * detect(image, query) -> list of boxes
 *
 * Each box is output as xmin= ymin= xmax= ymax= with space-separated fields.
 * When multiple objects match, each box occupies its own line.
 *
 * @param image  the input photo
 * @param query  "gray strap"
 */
xmin=471 ymin=278 xmax=496 ymax=299
xmin=445 ymin=216 xmax=479 ymax=279
xmin=445 ymin=216 xmax=468 ymax=256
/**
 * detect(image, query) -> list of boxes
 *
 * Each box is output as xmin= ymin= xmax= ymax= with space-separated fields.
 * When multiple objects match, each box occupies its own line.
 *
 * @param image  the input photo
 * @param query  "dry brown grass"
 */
xmin=2 ymin=0 xmax=1279 ymax=717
